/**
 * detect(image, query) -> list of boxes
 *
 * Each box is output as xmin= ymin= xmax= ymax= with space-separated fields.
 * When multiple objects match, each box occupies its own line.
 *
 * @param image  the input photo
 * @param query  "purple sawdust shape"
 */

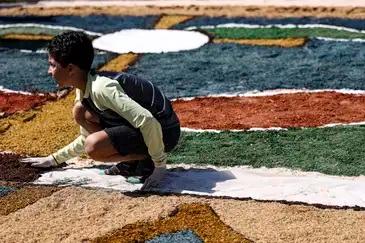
xmin=0 ymin=153 xmax=49 ymax=182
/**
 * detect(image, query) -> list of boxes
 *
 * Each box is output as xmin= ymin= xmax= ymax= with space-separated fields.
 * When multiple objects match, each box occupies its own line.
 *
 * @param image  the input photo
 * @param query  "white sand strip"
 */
xmin=172 ymin=89 xmax=365 ymax=101
xmin=7 ymin=1 xmax=365 ymax=8
xmin=34 ymin=161 xmax=365 ymax=207
xmin=187 ymin=23 xmax=365 ymax=33
xmin=181 ymin=121 xmax=365 ymax=133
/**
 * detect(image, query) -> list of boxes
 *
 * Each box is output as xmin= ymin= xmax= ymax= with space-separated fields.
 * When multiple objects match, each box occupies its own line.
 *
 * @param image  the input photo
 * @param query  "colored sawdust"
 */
xmin=154 ymin=15 xmax=194 ymax=29
xmin=0 ymin=187 xmax=196 ymax=242
xmin=0 ymin=6 xmax=364 ymax=19
xmin=173 ymin=92 xmax=365 ymax=129
xmin=0 ymin=90 xmax=79 ymax=156
xmin=0 ymin=91 xmax=55 ymax=117
xmin=0 ymin=185 xmax=59 ymax=216
xmin=1 ymin=34 xmax=53 ymax=40
xmin=92 ymin=203 xmax=251 ymax=243
xmin=98 ymin=53 xmax=139 ymax=72
xmin=213 ymin=37 xmax=308 ymax=47
xmin=0 ymin=187 xmax=364 ymax=242
xmin=0 ymin=153 xmax=48 ymax=182
xmin=209 ymin=199 xmax=365 ymax=243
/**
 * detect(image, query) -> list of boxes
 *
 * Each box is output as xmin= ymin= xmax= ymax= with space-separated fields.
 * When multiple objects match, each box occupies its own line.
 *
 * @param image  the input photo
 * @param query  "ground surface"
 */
xmin=1 ymin=2 xmax=365 ymax=242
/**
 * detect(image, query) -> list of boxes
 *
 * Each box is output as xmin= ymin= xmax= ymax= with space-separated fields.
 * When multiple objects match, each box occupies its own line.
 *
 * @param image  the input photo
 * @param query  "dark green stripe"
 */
xmin=169 ymin=126 xmax=365 ymax=176
xmin=205 ymin=27 xmax=365 ymax=40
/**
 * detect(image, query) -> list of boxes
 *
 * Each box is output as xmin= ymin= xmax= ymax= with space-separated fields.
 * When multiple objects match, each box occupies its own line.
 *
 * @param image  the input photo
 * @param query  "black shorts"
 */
xmin=104 ymin=123 xmax=180 ymax=156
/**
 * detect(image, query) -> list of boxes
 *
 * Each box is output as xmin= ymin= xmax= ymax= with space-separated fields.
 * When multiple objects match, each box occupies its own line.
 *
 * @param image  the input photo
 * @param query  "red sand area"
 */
xmin=172 ymin=92 xmax=365 ymax=129
xmin=0 ymin=91 xmax=55 ymax=116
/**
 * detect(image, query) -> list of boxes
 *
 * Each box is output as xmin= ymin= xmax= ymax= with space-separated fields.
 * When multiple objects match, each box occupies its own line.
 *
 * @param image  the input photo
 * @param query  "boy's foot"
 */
xmin=104 ymin=158 xmax=155 ymax=182
xmin=104 ymin=161 xmax=138 ymax=177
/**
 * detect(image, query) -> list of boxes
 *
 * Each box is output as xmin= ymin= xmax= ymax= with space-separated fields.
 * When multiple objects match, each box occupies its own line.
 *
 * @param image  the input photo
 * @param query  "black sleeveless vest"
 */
xmin=82 ymin=72 xmax=179 ymax=129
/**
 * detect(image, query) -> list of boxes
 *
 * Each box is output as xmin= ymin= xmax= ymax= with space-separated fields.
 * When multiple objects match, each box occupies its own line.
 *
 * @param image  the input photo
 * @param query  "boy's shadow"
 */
xmin=52 ymin=164 xmax=236 ymax=194
xmin=162 ymin=167 xmax=236 ymax=194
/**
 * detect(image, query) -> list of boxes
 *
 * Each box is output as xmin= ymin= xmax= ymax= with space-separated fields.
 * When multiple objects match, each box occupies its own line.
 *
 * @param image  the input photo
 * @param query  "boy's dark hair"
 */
xmin=48 ymin=31 xmax=94 ymax=71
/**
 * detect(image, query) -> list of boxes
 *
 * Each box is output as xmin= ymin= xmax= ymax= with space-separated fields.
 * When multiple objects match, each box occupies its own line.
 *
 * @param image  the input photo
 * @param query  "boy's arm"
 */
xmin=51 ymin=128 xmax=87 ymax=164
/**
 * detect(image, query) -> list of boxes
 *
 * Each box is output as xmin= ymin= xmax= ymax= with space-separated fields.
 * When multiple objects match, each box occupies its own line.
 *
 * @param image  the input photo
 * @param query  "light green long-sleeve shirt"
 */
xmin=52 ymin=73 xmax=166 ymax=166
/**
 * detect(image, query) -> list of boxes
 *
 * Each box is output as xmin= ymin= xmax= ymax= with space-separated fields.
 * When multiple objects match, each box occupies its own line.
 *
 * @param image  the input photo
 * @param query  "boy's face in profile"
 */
xmin=48 ymin=54 xmax=70 ymax=88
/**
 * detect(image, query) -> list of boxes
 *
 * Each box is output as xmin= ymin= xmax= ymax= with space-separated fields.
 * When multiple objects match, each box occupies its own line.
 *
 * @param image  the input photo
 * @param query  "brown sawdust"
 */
xmin=0 ymin=91 xmax=79 ymax=156
xmin=214 ymin=37 xmax=308 ymax=47
xmin=0 ymin=153 xmax=48 ymax=182
xmin=0 ymin=184 xmax=60 ymax=216
xmin=98 ymin=53 xmax=139 ymax=73
xmin=0 ymin=187 xmax=364 ymax=243
xmin=172 ymin=92 xmax=365 ymax=129
xmin=154 ymin=15 xmax=194 ymax=29
xmin=0 ymin=6 xmax=364 ymax=19
xmin=92 ymin=203 xmax=251 ymax=243
xmin=0 ymin=34 xmax=53 ymax=40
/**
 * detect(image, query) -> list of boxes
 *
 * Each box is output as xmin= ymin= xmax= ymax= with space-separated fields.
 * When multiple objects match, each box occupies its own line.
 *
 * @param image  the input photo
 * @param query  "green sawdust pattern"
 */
xmin=92 ymin=203 xmax=251 ymax=243
xmin=0 ymin=91 xmax=78 ymax=156
xmin=204 ymin=27 xmax=365 ymax=40
xmin=170 ymin=127 xmax=365 ymax=176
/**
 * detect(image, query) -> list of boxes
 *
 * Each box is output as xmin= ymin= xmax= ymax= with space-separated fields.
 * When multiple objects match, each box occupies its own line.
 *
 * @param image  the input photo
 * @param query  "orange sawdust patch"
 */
xmin=0 ymin=185 xmax=60 ymax=216
xmin=0 ymin=34 xmax=53 ymax=41
xmin=0 ymin=6 xmax=364 ymax=19
xmin=214 ymin=37 xmax=308 ymax=47
xmin=172 ymin=92 xmax=365 ymax=129
xmin=0 ymin=91 xmax=56 ymax=117
xmin=92 ymin=203 xmax=252 ymax=243
xmin=0 ymin=90 xmax=78 ymax=156
xmin=98 ymin=53 xmax=139 ymax=73
xmin=154 ymin=15 xmax=195 ymax=29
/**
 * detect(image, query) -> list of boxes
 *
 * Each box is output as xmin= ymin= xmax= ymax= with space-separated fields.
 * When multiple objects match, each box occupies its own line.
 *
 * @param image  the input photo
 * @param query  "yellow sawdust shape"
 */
xmin=0 ymin=91 xmax=78 ymax=156
xmin=92 ymin=203 xmax=252 ymax=243
xmin=154 ymin=15 xmax=194 ymax=29
xmin=98 ymin=53 xmax=139 ymax=73
xmin=1 ymin=34 xmax=53 ymax=41
xmin=214 ymin=37 xmax=308 ymax=48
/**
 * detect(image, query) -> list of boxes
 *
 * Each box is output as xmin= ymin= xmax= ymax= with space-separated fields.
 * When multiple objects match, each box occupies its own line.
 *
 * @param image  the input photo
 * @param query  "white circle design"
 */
xmin=92 ymin=29 xmax=209 ymax=54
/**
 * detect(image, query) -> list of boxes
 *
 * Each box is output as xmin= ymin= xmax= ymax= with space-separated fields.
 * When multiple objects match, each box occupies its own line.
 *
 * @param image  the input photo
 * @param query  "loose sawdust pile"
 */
xmin=0 ymin=187 xmax=363 ymax=243
xmin=173 ymin=92 xmax=365 ymax=129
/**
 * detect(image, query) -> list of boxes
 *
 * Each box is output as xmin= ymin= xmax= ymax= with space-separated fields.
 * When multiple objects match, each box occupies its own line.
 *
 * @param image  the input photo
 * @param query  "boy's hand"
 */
xmin=141 ymin=164 xmax=166 ymax=191
xmin=19 ymin=155 xmax=57 ymax=168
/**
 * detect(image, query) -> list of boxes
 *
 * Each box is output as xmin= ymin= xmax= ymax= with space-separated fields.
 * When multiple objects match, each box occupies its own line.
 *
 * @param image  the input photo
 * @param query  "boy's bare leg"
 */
xmin=73 ymin=102 xmax=148 ymax=162
xmin=84 ymin=130 xmax=148 ymax=162
xmin=73 ymin=101 xmax=102 ymax=134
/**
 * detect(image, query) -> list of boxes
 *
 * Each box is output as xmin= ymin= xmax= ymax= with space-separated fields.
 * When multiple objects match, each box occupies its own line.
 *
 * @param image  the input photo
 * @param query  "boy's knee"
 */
xmin=84 ymin=136 xmax=98 ymax=159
